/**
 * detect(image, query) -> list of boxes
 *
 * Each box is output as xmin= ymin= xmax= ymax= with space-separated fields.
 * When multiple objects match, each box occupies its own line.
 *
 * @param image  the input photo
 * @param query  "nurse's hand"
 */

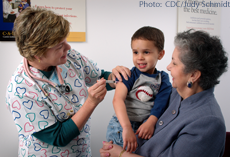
xmin=71 ymin=78 xmax=106 ymax=131
xmin=87 ymin=78 xmax=107 ymax=107
xmin=112 ymin=66 xmax=131 ymax=82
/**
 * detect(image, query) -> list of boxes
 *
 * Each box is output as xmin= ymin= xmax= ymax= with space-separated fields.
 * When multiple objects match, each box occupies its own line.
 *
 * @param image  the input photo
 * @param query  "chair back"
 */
xmin=223 ymin=132 xmax=230 ymax=157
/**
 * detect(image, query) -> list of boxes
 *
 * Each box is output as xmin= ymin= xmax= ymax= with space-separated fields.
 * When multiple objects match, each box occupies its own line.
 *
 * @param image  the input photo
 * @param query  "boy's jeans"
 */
xmin=106 ymin=115 xmax=142 ymax=147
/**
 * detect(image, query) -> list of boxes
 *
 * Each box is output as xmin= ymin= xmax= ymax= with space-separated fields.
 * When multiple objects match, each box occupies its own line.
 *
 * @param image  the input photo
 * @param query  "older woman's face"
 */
xmin=167 ymin=47 xmax=190 ymax=90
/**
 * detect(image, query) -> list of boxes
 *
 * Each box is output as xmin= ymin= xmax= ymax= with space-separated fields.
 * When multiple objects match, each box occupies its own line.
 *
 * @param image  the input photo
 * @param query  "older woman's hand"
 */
xmin=87 ymin=78 xmax=107 ymax=107
xmin=100 ymin=141 xmax=123 ymax=157
xmin=112 ymin=66 xmax=131 ymax=82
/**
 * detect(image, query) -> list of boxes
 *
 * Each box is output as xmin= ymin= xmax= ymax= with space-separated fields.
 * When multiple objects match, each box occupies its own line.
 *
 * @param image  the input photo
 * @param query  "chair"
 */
xmin=223 ymin=132 xmax=230 ymax=157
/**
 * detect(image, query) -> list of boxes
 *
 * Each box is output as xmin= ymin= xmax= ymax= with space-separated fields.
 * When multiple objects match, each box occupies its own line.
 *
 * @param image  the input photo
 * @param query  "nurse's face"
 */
xmin=41 ymin=38 xmax=71 ymax=69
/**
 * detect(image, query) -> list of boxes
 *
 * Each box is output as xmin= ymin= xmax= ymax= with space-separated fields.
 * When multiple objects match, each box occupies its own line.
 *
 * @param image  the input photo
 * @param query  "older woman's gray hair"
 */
xmin=174 ymin=29 xmax=228 ymax=90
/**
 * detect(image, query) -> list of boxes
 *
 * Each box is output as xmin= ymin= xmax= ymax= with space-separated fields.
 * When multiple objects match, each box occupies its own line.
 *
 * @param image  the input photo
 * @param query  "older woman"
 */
xmin=100 ymin=30 xmax=228 ymax=157
xmin=6 ymin=7 xmax=129 ymax=157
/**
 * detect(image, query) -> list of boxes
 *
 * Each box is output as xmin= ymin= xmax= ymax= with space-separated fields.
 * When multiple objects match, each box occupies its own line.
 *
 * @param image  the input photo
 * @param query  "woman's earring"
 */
xmin=187 ymin=81 xmax=193 ymax=88
xmin=38 ymin=59 xmax=40 ymax=63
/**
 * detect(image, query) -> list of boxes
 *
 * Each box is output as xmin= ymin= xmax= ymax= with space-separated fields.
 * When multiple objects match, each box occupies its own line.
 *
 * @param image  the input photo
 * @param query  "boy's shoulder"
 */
xmin=159 ymin=70 xmax=169 ymax=77
xmin=131 ymin=67 xmax=169 ymax=77
xmin=130 ymin=67 xmax=143 ymax=78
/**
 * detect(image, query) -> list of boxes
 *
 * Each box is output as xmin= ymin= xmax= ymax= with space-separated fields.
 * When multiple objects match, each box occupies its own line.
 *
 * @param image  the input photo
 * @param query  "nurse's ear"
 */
xmin=34 ymin=56 xmax=42 ymax=63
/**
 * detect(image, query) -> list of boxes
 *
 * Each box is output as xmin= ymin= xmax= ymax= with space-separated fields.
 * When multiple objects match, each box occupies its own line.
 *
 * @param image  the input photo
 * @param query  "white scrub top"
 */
xmin=6 ymin=49 xmax=101 ymax=157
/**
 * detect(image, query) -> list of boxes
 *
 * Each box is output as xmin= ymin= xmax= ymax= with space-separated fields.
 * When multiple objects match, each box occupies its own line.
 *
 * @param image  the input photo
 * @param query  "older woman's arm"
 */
xmin=100 ymin=141 xmax=144 ymax=157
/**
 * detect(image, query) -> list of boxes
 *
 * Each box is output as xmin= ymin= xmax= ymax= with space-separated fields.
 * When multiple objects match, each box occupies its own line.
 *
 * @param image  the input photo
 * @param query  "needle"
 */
xmin=105 ymin=80 xmax=117 ymax=84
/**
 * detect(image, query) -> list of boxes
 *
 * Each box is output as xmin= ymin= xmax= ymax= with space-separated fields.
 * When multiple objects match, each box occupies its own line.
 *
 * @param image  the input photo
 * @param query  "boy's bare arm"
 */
xmin=113 ymin=82 xmax=137 ymax=152
xmin=113 ymin=82 xmax=130 ymax=129
xmin=146 ymin=115 xmax=158 ymax=125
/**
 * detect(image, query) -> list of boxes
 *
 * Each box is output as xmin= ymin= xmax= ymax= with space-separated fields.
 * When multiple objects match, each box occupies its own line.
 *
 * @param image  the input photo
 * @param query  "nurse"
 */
xmin=6 ymin=7 xmax=129 ymax=157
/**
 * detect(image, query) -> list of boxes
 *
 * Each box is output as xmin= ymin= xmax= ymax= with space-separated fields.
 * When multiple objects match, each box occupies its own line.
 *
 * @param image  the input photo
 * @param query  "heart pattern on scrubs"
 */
xmin=6 ymin=49 xmax=100 ymax=156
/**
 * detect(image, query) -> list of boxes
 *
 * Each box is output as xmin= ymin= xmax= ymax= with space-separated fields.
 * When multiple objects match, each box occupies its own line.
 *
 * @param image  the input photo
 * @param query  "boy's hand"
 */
xmin=135 ymin=115 xmax=158 ymax=139
xmin=122 ymin=126 xmax=137 ymax=153
xmin=135 ymin=121 xmax=154 ymax=139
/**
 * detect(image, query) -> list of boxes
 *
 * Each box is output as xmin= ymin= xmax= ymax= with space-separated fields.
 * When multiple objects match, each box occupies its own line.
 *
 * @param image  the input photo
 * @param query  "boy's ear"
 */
xmin=158 ymin=50 xmax=165 ymax=60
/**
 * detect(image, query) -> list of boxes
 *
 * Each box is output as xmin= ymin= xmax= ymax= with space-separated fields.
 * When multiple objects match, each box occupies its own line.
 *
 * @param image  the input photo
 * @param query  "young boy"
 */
xmin=106 ymin=26 xmax=172 ymax=152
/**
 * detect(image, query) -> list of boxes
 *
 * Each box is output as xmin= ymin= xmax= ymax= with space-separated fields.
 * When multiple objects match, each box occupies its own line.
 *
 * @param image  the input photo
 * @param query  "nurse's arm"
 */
xmin=71 ymin=78 xmax=107 ymax=130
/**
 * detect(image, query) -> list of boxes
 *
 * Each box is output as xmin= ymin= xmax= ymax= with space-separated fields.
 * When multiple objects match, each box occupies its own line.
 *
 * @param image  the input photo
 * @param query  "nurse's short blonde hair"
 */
xmin=13 ymin=7 xmax=70 ymax=61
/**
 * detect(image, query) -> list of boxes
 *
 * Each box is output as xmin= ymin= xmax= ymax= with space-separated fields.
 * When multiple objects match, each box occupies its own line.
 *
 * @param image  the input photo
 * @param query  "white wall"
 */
xmin=0 ymin=0 xmax=229 ymax=156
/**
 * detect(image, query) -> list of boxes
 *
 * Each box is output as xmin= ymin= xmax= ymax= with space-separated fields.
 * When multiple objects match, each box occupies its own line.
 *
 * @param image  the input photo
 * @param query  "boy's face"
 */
xmin=131 ymin=39 xmax=164 ymax=74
